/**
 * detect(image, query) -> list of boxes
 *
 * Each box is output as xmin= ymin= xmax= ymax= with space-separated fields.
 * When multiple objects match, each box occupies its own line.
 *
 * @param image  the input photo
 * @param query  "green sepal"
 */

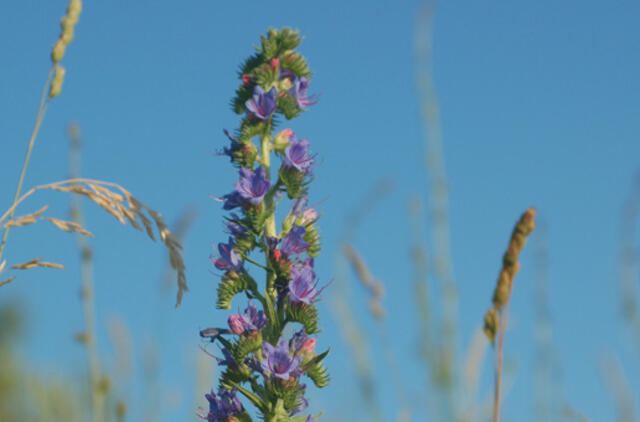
xmin=303 ymin=225 xmax=321 ymax=257
xmin=236 ymin=332 xmax=263 ymax=358
xmin=232 ymin=83 xmax=254 ymax=115
xmin=237 ymin=119 xmax=266 ymax=144
xmin=237 ymin=52 xmax=264 ymax=78
xmin=217 ymin=271 xmax=258 ymax=309
xmin=261 ymin=28 xmax=302 ymax=59
xmin=276 ymin=93 xmax=302 ymax=120
xmin=285 ymin=302 xmax=319 ymax=334
xmin=279 ymin=167 xmax=307 ymax=199
xmin=280 ymin=52 xmax=311 ymax=79
xmin=254 ymin=63 xmax=279 ymax=89
xmin=245 ymin=204 xmax=268 ymax=234
xmin=304 ymin=357 xmax=330 ymax=388
xmin=229 ymin=141 xmax=257 ymax=169
xmin=270 ymin=379 xmax=304 ymax=414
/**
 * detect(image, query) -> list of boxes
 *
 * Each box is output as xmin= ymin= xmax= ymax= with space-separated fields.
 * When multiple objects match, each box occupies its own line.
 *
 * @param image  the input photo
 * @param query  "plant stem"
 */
xmin=493 ymin=296 xmax=511 ymax=422
xmin=0 ymin=66 xmax=55 ymax=262
xmin=261 ymin=133 xmax=277 ymax=239
xmin=69 ymin=126 xmax=105 ymax=422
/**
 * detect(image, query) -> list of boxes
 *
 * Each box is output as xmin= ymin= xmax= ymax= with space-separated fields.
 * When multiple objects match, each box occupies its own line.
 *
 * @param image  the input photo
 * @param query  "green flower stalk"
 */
xmin=200 ymin=28 xmax=328 ymax=422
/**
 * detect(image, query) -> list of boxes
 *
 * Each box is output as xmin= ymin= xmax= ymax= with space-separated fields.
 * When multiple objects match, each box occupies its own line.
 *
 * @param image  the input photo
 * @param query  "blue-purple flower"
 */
xmin=224 ymin=213 xmax=247 ymax=237
xmin=235 ymin=166 xmax=271 ymax=205
xmin=280 ymin=225 xmax=310 ymax=256
xmin=211 ymin=237 xmax=243 ymax=272
xmin=245 ymin=86 xmax=277 ymax=120
xmin=239 ymin=302 xmax=267 ymax=331
xmin=289 ymin=259 xmax=327 ymax=304
xmin=289 ymin=329 xmax=316 ymax=356
xmin=200 ymin=388 xmax=244 ymax=421
xmin=284 ymin=136 xmax=315 ymax=174
xmin=261 ymin=341 xmax=302 ymax=380
xmin=289 ymin=77 xmax=316 ymax=109
xmin=220 ymin=191 xmax=244 ymax=211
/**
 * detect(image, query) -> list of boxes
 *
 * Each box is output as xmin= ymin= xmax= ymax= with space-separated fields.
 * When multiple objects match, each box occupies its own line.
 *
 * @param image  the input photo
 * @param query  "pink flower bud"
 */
xmin=302 ymin=208 xmax=318 ymax=224
xmin=228 ymin=314 xmax=245 ymax=335
xmin=274 ymin=128 xmax=293 ymax=149
xmin=241 ymin=74 xmax=251 ymax=86
xmin=300 ymin=338 xmax=316 ymax=355
xmin=270 ymin=58 xmax=280 ymax=69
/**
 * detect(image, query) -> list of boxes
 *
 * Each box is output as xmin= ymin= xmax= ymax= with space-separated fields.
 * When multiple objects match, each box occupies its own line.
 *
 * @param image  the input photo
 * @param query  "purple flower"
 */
xmin=284 ymin=137 xmax=315 ymax=174
xmin=289 ymin=196 xmax=309 ymax=217
xmin=245 ymin=86 xmax=277 ymax=120
xmin=238 ymin=302 xmax=267 ymax=331
xmin=224 ymin=213 xmax=247 ymax=237
xmin=217 ymin=347 xmax=236 ymax=368
xmin=261 ymin=341 xmax=302 ymax=380
xmin=289 ymin=259 xmax=327 ymax=304
xmin=279 ymin=68 xmax=296 ymax=81
xmin=200 ymin=388 xmax=243 ymax=421
xmin=289 ymin=77 xmax=316 ymax=109
xmin=289 ymin=329 xmax=316 ymax=356
xmin=211 ymin=237 xmax=243 ymax=272
xmin=220 ymin=191 xmax=244 ymax=210
xmin=280 ymin=225 xmax=310 ymax=256
xmin=235 ymin=166 xmax=271 ymax=205
xmin=290 ymin=383 xmax=309 ymax=416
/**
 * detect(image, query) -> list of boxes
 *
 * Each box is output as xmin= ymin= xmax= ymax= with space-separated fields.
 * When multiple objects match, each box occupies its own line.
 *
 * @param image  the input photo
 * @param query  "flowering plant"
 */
xmin=199 ymin=28 xmax=328 ymax=422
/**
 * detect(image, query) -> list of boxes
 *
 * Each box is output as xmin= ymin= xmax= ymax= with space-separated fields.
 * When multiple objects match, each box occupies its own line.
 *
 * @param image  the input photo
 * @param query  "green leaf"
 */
xmin=226 ymin=380 xmax=267 ymax=413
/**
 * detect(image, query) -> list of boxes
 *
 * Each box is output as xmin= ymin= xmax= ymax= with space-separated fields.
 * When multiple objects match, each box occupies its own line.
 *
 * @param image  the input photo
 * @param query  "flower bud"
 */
xmin=270 ymin=58 xmax=280 ymax=70
xmin=300 ymin=208 xmax=318 ymax=225
xmin=299 ymin=338 xmax=316 ymax=355
xmin=241 ymin=74 xmax=251 ymax=86
xmin=49 ymin=65 xmax=66 ymax=98
xmin=228 ymin=314 xmax=245 ymax=335
xmin=274 ymin=128 xmax=293 ymax=151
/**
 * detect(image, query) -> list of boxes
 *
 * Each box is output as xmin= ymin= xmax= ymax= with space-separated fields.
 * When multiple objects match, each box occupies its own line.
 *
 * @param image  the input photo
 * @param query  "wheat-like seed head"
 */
xmin=0 ymin=178 xmax=188 ymax=306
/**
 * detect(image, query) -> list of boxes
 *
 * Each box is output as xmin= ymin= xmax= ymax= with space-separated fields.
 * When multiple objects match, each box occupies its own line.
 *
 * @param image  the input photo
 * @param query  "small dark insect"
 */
xmin=199 ymin=327 xmax=229 ymax=342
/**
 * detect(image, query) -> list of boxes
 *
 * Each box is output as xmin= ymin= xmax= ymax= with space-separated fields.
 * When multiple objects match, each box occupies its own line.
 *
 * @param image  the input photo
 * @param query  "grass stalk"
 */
xmin=0 ymin=66 xmax=55 ymax=262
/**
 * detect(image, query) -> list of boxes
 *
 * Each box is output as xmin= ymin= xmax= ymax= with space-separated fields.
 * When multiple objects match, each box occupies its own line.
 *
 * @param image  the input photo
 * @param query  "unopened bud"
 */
xmin=228 ymin=314 xmax=245 ymax=335
xmin=270 ymin=58 xmax=280 ymax=69
xmin=274 ymin=128 xmax=293 ymax=151
xmin=300 ymin=208 xmax=318 ymax=225
xmin=299 ymin=338 xmax=316 ymax=355
xmin=49 ymin=65 xmax=66 ymax=98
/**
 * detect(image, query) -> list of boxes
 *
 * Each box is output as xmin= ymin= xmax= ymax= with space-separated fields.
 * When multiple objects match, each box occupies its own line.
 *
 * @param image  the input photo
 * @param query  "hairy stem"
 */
xmin=0 ymin=66 xmax=55 ymax=262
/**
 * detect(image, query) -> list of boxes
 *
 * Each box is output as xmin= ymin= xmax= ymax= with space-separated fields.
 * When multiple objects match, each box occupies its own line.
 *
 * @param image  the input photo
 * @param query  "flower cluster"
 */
xmin=200 ymin=28 xmax=329 ymax=422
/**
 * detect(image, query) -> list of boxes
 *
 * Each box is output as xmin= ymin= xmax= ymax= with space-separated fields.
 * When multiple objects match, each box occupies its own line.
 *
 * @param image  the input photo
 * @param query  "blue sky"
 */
xmin=1 ymin=1 xmax=640 ymax=421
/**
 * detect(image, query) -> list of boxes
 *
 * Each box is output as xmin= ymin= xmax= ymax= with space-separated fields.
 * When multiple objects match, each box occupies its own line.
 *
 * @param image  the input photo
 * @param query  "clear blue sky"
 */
xmin=2 ymin=1 xmax=640 ymax=421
